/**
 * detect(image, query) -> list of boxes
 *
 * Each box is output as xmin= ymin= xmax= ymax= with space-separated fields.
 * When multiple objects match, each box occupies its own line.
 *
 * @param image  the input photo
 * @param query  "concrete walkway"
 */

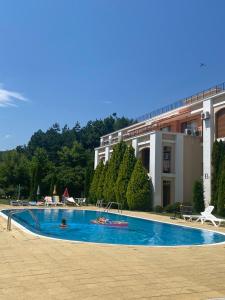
xmin=0 ymin=205 xmax=225 ymax=300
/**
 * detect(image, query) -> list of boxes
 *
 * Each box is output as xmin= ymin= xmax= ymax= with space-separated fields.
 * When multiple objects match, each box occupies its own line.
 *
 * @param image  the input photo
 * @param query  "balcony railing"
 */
xmin=123 ymin=123 xmax=171 ymax=140
xmin=100 ymin=82 xmax=225 ymax=146
xmin=137 ymin=82 xmax=225 ymax=123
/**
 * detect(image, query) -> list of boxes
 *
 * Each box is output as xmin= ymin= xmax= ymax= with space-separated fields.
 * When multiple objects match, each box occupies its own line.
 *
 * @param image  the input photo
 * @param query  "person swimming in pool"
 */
xmin=60 ymin=218 xmax=67 ymax=228
xmin=96 ymin=217 xmax=110 ymax=224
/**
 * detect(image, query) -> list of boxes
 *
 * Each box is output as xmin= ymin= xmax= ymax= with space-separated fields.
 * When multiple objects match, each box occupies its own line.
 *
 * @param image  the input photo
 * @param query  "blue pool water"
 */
xmin=2 ymin=209 xmax=225 ymax=246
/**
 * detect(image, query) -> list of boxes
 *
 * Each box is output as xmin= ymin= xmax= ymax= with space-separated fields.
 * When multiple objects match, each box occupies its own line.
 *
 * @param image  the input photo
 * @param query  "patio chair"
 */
xmin=10 ymin=200 xmax=22 ymax=206
xmin=173 ymin=204 xmax=193 ymax=219
xmin=28 ymin=200 xmax=44 ymax=206
xmin=52 ymin=195 xmax=64 ymax=206
xmin=96 ymin=199 xmax=106 ymax=208
xmin=200 ymin=209 xmax=225 ymax=227
xmin=182 ymin=205 xmax=214 ymax=222
xmin=44 ymin=196 xmax=56 ymax=206
xmin=76 ymin=198 xmax=86 ymax=206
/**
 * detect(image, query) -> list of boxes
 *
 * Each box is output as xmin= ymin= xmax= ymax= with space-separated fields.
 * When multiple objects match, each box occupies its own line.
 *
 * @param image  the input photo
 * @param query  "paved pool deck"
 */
xmin=0 ymin=205 xmax=225 ymax=300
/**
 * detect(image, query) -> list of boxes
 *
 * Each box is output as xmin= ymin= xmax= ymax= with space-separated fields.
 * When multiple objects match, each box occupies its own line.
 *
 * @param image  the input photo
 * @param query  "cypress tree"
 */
xmin=193 ymin=180 xmax=204 ymax=213
xmin=96 ymin=161 xmax=108 ymax=200
xmin=103 ymin=141 xmax=127 ymax=202
xmin=217 ymin=158 xmax=225 ymax=216
xmin=126 ymin=159 xmax=153 ymax=211
xmin=89 ymin=160 xmax=104 ymax=203
xmin=211 ymin=140 xmax=225 ymax=209
xmin=115 ymin=146 xmax=136 ymax=209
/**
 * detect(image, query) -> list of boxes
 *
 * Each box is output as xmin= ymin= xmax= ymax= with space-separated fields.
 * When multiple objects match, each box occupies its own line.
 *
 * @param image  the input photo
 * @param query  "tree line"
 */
xmin=89 ymin=141 xmax=153 ymax=211
xmin=0 ymin=114 xmax=134 ymax=200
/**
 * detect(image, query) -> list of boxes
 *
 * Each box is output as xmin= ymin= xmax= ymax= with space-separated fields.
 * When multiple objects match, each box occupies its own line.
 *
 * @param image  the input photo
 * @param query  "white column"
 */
xmin=109 ymin=135 xmax=112 ymax=144
xmin=118 ymin=131 xmax=123 ymax=141
xmin=150 ymin=132 xmax=162 ymax=206
xmin=105 ymin=146 xmax=110 ymax=163
xmin=175 ymin=134 xmax=183 ymax=203
xmin=132 ymin=138 xmax=138 ymax=157
xmin=94 ymin=149 xmax=99 ymax=169
xmin=203 ymin=98 xmax=214 ymax=207
xmin=100 ymin=137 xmax=103 ymax=146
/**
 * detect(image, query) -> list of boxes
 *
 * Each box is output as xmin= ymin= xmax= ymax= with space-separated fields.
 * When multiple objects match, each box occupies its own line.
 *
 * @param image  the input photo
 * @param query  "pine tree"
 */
xmin=126 ymin=159 xmax=153 ymax=211
xmin=193 ymin=180 xmax=204 ymax=213
xmin=89 ymin=160 xmax=104 ymax=203
xmin=103 ymin=141 xmax=127 ymax=202
xmin=211 ymin=141 xmax=225 ymax=209
xmin=217 ymin=158 xmax=225 ymax=216
xmin=97 ymin=161 xmax=108 ymax=200
xmin=115 ymin=146 xmax=136 ymax=209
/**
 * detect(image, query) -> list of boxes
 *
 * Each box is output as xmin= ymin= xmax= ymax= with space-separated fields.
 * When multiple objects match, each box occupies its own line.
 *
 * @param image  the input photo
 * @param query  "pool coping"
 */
xmin=1 ymin=207 xmax=225 ymax=248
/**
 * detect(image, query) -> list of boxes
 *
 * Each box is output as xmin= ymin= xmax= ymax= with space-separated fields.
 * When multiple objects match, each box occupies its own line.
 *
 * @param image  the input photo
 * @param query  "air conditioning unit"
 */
xmin=201 ymin=111 xmax=210 ymax=120
xmin=193 ymin=129 xmax=200 ymax=136
xmin=184 ymin=128 xmax=192 ymax=135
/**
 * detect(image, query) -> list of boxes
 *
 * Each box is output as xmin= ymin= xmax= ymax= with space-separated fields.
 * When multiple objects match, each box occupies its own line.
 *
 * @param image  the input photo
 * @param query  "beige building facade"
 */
xmin=95 ymin=82 xmax=225 ymax=207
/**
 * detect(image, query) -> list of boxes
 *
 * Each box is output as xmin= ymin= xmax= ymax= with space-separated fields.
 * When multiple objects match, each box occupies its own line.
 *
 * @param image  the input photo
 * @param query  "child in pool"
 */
xmin=60 ymin=218 xmax=67 ymax=228
xmin=96 ymin=217 xmax=110 ymax=224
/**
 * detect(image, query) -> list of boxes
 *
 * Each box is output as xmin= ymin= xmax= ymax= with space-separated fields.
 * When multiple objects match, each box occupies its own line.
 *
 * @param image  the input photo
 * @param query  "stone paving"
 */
xmin=0 ymin=205 xmax=225 ymax=300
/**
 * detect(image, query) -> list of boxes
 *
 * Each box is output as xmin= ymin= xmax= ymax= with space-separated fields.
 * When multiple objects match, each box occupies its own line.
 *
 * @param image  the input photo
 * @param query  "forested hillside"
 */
xmin=0 ymin=114 xmax=134 ymax=199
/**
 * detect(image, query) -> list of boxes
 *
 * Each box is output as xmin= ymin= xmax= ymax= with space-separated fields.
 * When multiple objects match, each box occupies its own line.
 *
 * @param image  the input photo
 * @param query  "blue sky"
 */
xmin=0 ymin=0 xmax=225 ymax=150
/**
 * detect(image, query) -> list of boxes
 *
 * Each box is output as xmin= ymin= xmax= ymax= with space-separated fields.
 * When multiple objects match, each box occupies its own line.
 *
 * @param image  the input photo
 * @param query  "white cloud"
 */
xmin=102 ymin=100 xmax=112 ymax=105
xmin=0 ymin=85 xmax=27 ymax=107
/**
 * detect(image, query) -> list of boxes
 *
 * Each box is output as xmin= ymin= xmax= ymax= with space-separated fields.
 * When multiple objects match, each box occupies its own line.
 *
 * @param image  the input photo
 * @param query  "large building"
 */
xmin=94 ymin=82 xmax=225 ymax=208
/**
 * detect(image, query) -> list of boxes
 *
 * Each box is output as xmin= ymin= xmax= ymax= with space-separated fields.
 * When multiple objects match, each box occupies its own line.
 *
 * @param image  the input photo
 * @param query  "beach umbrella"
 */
xmin=36 ymin=185 xmax=40 ymax=196
xmin=36 ymin=185 xmax=40 ymax=201
xmin=53 ymin=185 xmax=57 ymax=195
xmin=63 ymin=187 xmax=69 ymax=198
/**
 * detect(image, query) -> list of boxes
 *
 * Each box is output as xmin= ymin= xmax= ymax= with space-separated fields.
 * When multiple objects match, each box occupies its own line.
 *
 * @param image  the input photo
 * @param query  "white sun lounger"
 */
xmin=183 ymin=206 xmax=214 ymax=222
xmin=182 ymin=214 xmax=201 ymax=221
xmin=44 ymin=196 xmax=56 ymax=206
xmin=65 ymin=197 xmax=80 ymax=206
xmin=200 ymin=210 xmax=225 ymax=227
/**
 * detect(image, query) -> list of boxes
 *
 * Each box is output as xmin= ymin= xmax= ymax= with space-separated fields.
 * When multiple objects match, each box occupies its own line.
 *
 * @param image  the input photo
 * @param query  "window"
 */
xmin=163 ymin=146 xmax=171 ymax=173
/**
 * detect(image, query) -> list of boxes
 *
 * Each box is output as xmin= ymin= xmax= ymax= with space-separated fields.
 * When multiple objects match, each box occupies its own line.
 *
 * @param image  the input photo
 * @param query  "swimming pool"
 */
xmin=2 ymin=209 xmax=225 ymax=246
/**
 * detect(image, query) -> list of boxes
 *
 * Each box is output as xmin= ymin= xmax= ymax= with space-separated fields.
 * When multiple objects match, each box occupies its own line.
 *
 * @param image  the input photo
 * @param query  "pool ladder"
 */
xmin=104 ymin=202 xmax=122 ymax=214
xmin=7 ymin=209 xmax=40 ymax=231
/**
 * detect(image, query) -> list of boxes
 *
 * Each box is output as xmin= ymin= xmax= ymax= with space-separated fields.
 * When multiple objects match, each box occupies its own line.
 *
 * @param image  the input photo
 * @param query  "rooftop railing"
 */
xmin=137 ymin=82 xmax=225 ymax=123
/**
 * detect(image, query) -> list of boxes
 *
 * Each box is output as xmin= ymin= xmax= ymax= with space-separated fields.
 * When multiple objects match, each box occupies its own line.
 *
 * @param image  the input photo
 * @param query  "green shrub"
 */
xmin=103 ymin=141 xmax=127 ymax=202
xmin=193 ymin=180 xmax=204 ymax=213
xmin=115 ymin=146 xmax=136 ymax=209
xmin=96 ymin=161 xmax=108 ymax=200
xmin=164 ymin=202 xmax=181 ymax=213
xmin=126 ymin=159 xmax=153 ymax=211
xmin=217 ymin=159 xmax=225 ymax=216
xmin=89 ymin=160 xmax=104 ymax=203
xmin=211 ymin=141 xmax=225 ymax=209
xmin=154 ymin=205 xmax=163 ymax=213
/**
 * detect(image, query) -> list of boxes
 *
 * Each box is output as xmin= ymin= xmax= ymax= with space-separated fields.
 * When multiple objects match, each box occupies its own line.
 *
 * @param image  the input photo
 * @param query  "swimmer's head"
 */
xmin=61 ymin=218 xmax=67 ymax=225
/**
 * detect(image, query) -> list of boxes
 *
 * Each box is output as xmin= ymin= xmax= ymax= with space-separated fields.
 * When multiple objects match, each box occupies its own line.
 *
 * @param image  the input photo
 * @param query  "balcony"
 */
xmin=136 ymin=82 xmax=225 ymax=123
